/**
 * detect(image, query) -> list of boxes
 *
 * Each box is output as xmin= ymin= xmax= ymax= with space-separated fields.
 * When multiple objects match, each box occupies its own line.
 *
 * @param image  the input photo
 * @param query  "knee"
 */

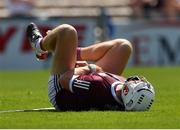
xmin=114 ymin=39 xmax=133 ymax=54
xmin=56 ymin=24 xmax=77 ymax=37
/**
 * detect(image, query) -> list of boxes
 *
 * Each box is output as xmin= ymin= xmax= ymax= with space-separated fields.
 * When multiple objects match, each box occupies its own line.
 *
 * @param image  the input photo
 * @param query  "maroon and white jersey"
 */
xmin=55 ymin=72 xmax=126 ymax=111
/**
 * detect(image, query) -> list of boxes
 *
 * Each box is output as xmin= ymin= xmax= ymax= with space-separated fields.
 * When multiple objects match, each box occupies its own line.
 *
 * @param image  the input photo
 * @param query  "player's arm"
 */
xmin=75 ymin=64 xmax=102 ymax=75
xmin=59 ymin=64 xmax=102 ymax=92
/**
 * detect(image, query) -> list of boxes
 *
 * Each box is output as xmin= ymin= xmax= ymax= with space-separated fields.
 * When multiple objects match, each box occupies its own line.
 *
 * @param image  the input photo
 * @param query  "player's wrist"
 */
xmin=88 ymin=64 xmax=96 ymax=72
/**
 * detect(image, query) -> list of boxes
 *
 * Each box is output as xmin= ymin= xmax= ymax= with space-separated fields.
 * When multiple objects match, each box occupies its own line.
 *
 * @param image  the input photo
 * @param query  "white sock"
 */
xmin=35 ymin=38 xmax=47 ymax=53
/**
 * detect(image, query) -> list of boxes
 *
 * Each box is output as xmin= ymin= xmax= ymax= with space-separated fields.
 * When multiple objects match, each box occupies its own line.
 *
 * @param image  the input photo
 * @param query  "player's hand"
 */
xmin=88 ymin=64 xmax=103 ymax=73
xmin=74 ymin=66 xmax=91 ymax=75
xmin=74 ymin=64 xmax=103 ymax=75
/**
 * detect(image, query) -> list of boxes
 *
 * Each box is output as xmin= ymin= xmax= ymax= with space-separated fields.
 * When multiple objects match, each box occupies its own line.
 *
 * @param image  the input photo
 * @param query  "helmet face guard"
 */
xmin=121 ymin=76 xmax=155 ymax=111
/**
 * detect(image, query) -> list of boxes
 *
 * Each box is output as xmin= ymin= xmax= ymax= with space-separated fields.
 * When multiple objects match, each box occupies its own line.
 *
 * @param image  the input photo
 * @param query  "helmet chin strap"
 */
xmin=115 ymin=84 xmax=124 ymax=103
xmin=111 ymin=82 xmax=124 ymax=106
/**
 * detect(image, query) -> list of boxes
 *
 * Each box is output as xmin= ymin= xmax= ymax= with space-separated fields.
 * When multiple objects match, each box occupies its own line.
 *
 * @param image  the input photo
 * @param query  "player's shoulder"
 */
xmin=100 ymin=72 xmax=126 ymax=83
xmin=111 ymin=73 xmax=126 ymax=82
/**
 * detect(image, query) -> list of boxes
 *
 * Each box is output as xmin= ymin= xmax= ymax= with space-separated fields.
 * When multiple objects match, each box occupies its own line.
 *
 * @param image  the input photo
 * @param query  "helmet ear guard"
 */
xmin=121 ymin=76 xmax=155 ymax=111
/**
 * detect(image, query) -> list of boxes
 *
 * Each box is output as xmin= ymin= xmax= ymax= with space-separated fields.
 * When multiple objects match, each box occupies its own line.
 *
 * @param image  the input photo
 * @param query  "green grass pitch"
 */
xmin=0 ymin=67 xmax=180 ymax=128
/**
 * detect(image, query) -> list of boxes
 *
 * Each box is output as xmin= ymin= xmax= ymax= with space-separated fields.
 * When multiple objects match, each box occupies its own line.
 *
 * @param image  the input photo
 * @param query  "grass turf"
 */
xmin=0 ymin=67 xmax=180 ymax=128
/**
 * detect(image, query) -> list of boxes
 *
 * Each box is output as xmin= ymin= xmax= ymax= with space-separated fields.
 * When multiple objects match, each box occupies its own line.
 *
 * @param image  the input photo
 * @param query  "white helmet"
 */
xmin=121 ymin=76 xmax=155 ymax=111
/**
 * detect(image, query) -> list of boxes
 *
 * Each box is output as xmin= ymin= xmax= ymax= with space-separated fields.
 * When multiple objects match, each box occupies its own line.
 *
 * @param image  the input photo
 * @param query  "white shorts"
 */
xmin=48 ymin=74 xmax=61 ymax=109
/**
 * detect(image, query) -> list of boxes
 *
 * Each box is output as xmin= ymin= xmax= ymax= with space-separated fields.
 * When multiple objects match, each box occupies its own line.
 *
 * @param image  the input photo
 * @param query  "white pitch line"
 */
xmin=0 ymin=107 xmax=56 ymax=113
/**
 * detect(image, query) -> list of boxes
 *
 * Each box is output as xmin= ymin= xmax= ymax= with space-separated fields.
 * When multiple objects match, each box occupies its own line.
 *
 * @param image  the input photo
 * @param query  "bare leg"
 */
xmin=80 ymin=39 xmax=132 ymax=75
xmin=41 ymin=24 xmax=78 ymax=75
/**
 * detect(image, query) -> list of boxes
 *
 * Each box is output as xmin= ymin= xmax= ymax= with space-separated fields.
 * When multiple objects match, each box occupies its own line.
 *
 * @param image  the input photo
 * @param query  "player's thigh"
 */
xmin=95 ymin=39 xmax=132 ymax=75
xmin=80 ymin=40 xmax=116 ymax=61
xmin=42 ymin=26 xmax=64 ymax=52
xmin=50 ymin=24 xmax=78 ymax=75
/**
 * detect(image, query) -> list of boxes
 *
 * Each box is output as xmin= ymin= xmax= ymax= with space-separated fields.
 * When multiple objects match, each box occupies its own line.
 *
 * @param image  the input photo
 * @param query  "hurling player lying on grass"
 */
xmin=27 ymin=23 xmax=155 ymax=111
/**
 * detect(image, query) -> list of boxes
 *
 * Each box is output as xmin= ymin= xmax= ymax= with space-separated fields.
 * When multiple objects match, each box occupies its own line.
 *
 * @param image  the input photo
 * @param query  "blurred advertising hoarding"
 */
xmin=0 ymin=18 xmax=96 ymax=70
xmin=113 ymin=21 xmax=180 ymax=66
xmin=0 ymin=18 xmax=180 ymax=70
